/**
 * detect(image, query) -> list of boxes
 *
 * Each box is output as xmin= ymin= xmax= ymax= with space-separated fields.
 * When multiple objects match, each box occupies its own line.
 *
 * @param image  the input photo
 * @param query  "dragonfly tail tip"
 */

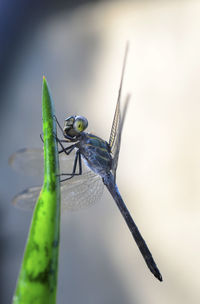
xmin=155 ymin=271 xmax=163 ymax=282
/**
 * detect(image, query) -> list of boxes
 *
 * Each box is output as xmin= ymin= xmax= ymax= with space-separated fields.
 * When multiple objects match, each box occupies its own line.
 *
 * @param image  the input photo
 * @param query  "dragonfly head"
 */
xmin=63 ymin=115 xmax=88 ymax=139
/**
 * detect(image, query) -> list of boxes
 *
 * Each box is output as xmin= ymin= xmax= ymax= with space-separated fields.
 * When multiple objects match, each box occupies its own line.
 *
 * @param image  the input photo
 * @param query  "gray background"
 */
xmin=1 ymin=1 xmax=200 ymax=303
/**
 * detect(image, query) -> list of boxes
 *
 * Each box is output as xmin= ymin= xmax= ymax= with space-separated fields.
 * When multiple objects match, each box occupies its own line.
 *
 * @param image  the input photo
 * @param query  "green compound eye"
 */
xmin=73 ymin=116 xmax=88 ymax=133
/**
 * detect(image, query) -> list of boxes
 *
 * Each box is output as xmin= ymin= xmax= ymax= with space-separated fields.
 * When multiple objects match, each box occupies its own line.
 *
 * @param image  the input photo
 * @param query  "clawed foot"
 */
xmin=40 ymin=133 xmax=44 ymax=143
xmin=56 ymin=173 xmax=75 ymax=182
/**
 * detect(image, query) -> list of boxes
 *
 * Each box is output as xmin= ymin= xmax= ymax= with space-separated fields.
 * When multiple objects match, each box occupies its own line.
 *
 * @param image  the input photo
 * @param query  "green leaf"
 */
xmin=13 ymin=77 xmax=61 ymax=304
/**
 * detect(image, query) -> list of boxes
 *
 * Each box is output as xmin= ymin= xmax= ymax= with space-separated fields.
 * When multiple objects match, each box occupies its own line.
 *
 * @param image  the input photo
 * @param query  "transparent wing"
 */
xmin=12 ymin=186 xmax=42 ymax=210
xmin=109 ymin=92 xmax=121 ymax=150
xmin=109 ymin=44 xmax=130 ymax=180
xmin=12 ymin=171 xmax=104 ymax=211
xmin=111 ymin=96 xmax=130 ymax=180
xmin=9 ymin=148 xmax=44 ymax=177
xmin=60 ymin=170 xmax=104 ymax=211
xmin=10 ymin=148 xmax=104 ymax=211
xmin=9 ymin=148 xmax=79 ymax=178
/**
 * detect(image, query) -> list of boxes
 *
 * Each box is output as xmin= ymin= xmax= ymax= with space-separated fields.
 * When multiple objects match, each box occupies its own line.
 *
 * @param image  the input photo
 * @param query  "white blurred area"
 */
xmin=2 ymin=1 xmax=200 ymax=303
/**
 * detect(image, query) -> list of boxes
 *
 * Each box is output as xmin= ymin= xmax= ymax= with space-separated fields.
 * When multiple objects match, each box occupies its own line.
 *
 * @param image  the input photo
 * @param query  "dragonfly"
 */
xmin=9 ymin=45 xmax=162 ymax=282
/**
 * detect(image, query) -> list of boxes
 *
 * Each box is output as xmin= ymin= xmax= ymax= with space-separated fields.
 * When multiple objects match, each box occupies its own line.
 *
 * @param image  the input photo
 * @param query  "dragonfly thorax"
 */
xmin=78 ymin=133 xmax=112 ymax=178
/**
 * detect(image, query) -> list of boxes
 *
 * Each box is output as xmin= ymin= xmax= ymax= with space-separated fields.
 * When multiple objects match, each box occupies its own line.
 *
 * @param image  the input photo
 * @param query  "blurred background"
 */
xmin=1 ymin=0 xmax=200 ymax=303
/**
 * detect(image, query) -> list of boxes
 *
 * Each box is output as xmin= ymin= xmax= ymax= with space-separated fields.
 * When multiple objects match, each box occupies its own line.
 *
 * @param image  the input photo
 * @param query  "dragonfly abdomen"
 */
xmin=103 ymin=173 xmax=162 ymax=281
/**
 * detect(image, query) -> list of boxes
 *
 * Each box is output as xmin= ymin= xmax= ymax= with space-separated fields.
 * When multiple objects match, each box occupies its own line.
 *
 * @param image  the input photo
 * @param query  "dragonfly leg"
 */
xmin=41 ymin=130 xmax=76 ymax=155
xmin=59 ymin=145 xmax=75 ymax=155
xmin=54 ymin=134 xmax=77 ymax=155
xmin=59 ymin=150 xmax=82 ymax=182
xmin=58 ymin=142 xmax=77 ymax=155
xmin=40 ymin=130 xmax=69 ymax=145
xmin=40 ymin=133 xmax=44 ymax=143
xmin=53 ymin=115 xmax=65 ymax=136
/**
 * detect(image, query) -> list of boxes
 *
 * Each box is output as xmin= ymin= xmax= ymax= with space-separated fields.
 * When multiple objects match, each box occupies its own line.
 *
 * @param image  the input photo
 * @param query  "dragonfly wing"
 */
xmin=109 ymin=91 xmax=121 ymax=150
xmin=12 ymin=186 xmax=42 ymax=210
xmin=9 ymin=148 xmax=78 ymax=177
xmin=111 ymin=96 xmax=130 ymax=180
xmin=11 ymin=152 xmax=104 ymax=211
xmin=108 ymin=44 xmax=130 ymax=180
xmin=12 ymin=172 xmax=104 ymax=211
xmin=9 ymin=148 xmax=44 ymax=177
xmin=109 ymin=43 xmax=129 ymax=150
xmin=60 ymin=170 xmax=104 ymax=211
